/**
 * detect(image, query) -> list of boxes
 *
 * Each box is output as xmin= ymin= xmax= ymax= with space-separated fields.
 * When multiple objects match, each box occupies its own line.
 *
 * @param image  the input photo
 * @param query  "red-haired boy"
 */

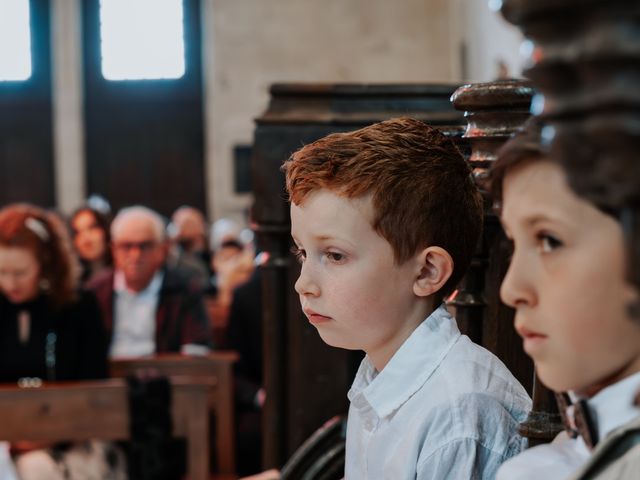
xmin=282 ymin=117 xmax=531 ymax=479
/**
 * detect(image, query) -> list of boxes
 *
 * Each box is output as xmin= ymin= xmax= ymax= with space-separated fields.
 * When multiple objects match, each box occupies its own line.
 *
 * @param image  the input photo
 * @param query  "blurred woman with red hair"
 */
xmin=0 ymin=203 xmax=108 ymax=381
xmin=0 ymin=203 xmax=123 ymax=479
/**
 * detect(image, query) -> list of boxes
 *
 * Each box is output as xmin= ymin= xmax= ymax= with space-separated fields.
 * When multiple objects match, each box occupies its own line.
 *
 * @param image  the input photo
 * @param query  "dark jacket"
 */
xmin=0 ymin=290 xmax=108 ymax=382
xmin=87 ymin=266 xmax=212 ymax=353
xmin=227 ymin=268 xmax=263 ymax=408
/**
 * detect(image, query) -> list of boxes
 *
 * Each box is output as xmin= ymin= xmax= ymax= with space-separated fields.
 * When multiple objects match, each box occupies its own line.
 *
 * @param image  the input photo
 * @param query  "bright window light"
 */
xmin=0 ymin=0 xmax=32 ymax=81
xmin=100 ymin=0 xmax=185 ymax=81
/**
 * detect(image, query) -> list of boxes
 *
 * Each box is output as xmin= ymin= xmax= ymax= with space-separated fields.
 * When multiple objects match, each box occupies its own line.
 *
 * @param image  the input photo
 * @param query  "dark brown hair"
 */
xmin=282 ymin=117 xmax=483 ymax=299
xmin=70 ymin=205 xmax=113 ymax=266
xmin=0 ymin=203 xmax=79 ymax=308
xmin=489 ymin=119 xmax=549 ymax=210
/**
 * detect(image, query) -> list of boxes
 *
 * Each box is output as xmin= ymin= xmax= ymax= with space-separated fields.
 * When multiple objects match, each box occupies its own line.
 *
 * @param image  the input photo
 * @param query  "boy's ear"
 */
xmin=413 ymin=246 xmax=454 ymax=297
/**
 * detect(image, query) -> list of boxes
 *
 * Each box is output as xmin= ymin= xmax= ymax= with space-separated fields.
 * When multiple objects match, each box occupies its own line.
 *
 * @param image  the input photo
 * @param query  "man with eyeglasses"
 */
xmin=87 ymin=205 xmax=212 ymax=358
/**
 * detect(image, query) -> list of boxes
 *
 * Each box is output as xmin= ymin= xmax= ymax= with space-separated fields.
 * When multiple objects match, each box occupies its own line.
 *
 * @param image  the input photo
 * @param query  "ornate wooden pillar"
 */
xmin=500 ymin=0 xmax=640 ymax=291
xmin=450 ymin=79 xmax=562 ymax=445
xmin=450 ymin=80 xmax=533 ymax=386
xmin=251 ymin=83 xmax=466 ymax=468
xmin=500 ymin=0 xmax=640 ymax=441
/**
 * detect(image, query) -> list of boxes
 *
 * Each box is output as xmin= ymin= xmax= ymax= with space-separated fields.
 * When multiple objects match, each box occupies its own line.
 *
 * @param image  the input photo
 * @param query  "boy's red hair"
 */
xmin=282 ymin=117 xmax=483 ymax=299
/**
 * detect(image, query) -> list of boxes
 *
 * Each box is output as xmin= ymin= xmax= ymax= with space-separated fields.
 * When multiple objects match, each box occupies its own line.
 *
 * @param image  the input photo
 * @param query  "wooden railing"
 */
xmin=109 ymin=351 xmax=239 ymax=474
xmin=0 ymin=377 xmax=211 ymax=480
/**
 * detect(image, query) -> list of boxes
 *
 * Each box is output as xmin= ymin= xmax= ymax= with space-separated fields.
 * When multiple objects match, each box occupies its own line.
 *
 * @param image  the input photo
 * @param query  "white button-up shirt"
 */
xmin=497 ymin=371 xmax=640 ymax=480
xmin=109 ymin=270 xmax=163 ymax=358
xmin=345 ymin=305 xmax=532 ymax=479
xmin=0 ymin=443 xmax=17 ymax=480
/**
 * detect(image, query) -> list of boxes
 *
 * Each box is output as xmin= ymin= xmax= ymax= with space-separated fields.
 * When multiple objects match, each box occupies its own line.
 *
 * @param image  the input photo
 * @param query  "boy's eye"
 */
xmin=537 ymin=232 xmax=563 ymax=253
xmin=291 ymin=246 xmax=306 ymax=263
xmin=325 ymin=251 xmax=344 ymax=263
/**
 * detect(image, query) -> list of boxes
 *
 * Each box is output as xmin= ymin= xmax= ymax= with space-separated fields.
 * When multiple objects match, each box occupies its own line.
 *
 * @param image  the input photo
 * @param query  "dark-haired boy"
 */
xmin=283 ymin=117 xmax=531 ymax=479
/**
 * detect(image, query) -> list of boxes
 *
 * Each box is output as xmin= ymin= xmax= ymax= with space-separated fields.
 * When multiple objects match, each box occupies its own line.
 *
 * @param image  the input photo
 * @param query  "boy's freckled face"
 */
xmin=291 ymin=189 xmax=425 ymax=368
xmin=500 ymin=160 xmax=640 ymax=394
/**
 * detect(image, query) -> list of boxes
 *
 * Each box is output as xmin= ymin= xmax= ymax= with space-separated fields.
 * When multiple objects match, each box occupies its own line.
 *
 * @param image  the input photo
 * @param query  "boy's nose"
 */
xmin=294 ymin=263 xmax=320 ymax=297
xmin=500 ymin=251 xmax=535 ymax=309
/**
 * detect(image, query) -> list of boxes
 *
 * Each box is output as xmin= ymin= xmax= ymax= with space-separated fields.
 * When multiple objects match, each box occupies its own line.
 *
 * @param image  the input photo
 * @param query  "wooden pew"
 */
xmin=109 ymin=351 xmax=239 ymax=475
xmin=0 ymin=377 xmax=211 ymax=480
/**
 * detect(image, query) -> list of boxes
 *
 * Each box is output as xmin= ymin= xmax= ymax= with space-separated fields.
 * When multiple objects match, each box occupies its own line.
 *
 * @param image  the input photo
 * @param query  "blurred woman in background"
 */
xmin=0 ymin=203 xmax=123 ymax=479
xmin=69 ymin=200 xmax=113 ymax=285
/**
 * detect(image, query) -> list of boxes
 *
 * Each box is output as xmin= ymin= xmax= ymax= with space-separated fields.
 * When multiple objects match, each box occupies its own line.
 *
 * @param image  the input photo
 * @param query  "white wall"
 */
xmin=50 ymin=0 xmax=522 ymax=223
xmin=452 ymin=0 xmax=525 ymax=82
xmin=202 ymin=0 xmax=457 ymax=222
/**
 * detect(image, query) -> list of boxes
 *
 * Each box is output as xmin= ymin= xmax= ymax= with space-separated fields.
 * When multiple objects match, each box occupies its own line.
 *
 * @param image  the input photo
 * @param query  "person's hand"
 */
xmin=239 ymin=469 xmax=280 ymax=480
xmin=255 ymin=387 xmax=266 ymax=408
xmin=213 ymin=248 xmax=255 ymax=305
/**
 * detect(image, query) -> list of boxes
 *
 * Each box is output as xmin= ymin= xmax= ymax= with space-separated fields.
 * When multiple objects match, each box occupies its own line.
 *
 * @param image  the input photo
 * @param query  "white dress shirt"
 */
xmin=345 ymin=305 xmax=532 ymax=479
xmin=109 ymin=270 xmax=164 ymax=358
xmin=0 ymin=443 xmax=17 ymax=480
xmin=496 ymin=371 xmax=640 ymax=480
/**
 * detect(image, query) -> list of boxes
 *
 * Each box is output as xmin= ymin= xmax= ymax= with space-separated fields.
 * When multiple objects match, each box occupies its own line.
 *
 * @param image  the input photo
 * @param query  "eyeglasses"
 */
xmin=112 ymin=241 xmax=158 ymax=253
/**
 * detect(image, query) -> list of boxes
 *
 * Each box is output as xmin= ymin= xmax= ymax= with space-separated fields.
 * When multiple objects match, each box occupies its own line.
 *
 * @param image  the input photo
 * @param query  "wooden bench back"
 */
xmin=0 ymin=377 xmax=211 ymax=480
xmin=109 ymin=351 xmax=239 ymax=474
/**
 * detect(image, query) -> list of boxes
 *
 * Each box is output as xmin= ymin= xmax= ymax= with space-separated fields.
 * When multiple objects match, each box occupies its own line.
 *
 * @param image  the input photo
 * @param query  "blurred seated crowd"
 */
xmin=0 ymin=196 xmax=264 ymax=479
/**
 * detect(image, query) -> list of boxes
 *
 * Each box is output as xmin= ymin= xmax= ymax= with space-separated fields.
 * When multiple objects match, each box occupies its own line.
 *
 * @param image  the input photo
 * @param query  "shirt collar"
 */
xmin=114 ymin=270 xmax=164 ymax=298
xmin=348 ymin=304 xmax=461 ymax=419
xmin=588 ymin=371 xmax=640 ymax=440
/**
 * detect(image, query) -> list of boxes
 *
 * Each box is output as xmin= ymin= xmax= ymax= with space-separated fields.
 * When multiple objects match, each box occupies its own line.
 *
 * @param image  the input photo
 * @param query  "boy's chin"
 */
xmin=536 ymin=365 xmax=597 ymax=396
xmin=315 ymin=329 xmax=361 ymax=352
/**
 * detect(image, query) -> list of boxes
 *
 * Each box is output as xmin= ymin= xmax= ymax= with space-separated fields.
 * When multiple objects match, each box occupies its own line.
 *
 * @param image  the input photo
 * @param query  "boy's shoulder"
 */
xmin=438 ymin=331 xmax=530 ymax=400
xmin=348 ymin=307 xmax=530 ymax=423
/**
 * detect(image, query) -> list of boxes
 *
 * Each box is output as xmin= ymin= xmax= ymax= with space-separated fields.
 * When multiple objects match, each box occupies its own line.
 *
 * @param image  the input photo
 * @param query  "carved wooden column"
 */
xmin=251 ymin=83 xmax=466 ymax=468
xmin=450 ymin=79 xmax=562 ymax=445
xmin=500 ymin=0 xmax=640 ymax=291
xmin=500 ymin=0 xmax=640 ymax=441
xmin=450 ymin=80 xmax=533 ymax=384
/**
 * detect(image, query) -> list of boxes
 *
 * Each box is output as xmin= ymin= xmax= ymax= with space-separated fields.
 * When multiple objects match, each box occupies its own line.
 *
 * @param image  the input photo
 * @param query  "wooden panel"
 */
xmin=109 ymin=351 xmax=239 ymax=474
xmin=0 ymin=0 xmax=54 ymax=207
xmin=0 ymin=377 xmax=211 ymax=480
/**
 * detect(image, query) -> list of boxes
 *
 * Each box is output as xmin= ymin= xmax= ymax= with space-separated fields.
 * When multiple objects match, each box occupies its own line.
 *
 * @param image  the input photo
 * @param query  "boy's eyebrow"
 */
xmin=313 ymin=234 xmax=355 ymax=247
xmin=526 ymin=213 xmax=564 ymax=228
xmin=519 ymin=212 xmax=578 ymax=232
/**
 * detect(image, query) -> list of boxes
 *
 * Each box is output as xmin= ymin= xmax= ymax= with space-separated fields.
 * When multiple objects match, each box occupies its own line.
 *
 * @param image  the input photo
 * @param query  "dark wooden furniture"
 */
xmin=0 ymin=377 xmax=210 ymax=480
xmin=449 ymin=79 xmax=534 ymax=387
xmin=500 ymin=0 xmax=640 ymax=293
xmin=109 ymin=351 xmax=239 ymax=475
xmin=251 ymin=83 xmax=467 ymax=468
xmin=450 ymin=79 xmax=562 ymax=446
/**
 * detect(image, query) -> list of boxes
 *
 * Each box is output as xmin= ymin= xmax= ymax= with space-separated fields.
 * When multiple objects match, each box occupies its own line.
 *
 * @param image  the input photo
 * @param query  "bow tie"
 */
xmin=556 ymin=392 xmax=599 ymax=450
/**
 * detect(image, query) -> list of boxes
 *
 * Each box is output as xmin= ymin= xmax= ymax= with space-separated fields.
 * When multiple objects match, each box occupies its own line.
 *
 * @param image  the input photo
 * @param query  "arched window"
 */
xmin=0 ymin=0 xmax=32 ymax=81
xmin=82 ymin=0 xmax=205 ymax=216
xmin=99 ymin=0 xmax=185 ymax=80
xmin=0 ymin=0 xmax=54 ymax=207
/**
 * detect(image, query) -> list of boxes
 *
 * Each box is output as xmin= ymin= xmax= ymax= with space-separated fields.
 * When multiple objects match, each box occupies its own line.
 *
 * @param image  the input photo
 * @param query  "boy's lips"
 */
xmin=516 ymin=324 xmax=548 ymax=354
xmin=303 ymin=308 xmax=332 ymax=324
